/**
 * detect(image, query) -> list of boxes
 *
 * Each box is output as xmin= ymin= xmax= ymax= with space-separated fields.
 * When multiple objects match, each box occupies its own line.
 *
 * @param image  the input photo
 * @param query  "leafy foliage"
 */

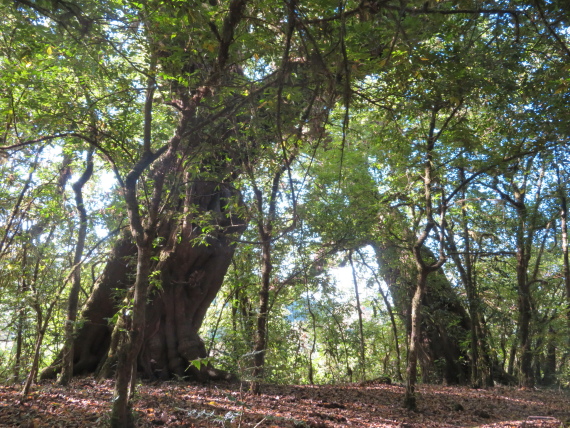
xmin=1 ymin=0 xmax=570 ymax=422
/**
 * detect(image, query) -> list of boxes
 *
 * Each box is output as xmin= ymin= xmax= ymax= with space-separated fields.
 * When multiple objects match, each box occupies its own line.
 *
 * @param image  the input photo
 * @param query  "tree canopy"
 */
xmin=1 ymin=0 xmax=570 ymax=424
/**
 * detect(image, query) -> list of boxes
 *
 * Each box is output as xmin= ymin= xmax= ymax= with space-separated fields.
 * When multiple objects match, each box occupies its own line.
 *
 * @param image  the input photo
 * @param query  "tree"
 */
xmin=14 ymin=0 xmax=337 ymax=395
xmin=59 ymin=148 xmax=94 ymax=385
xmin=3 ymin=0 xmax=570 ymax=415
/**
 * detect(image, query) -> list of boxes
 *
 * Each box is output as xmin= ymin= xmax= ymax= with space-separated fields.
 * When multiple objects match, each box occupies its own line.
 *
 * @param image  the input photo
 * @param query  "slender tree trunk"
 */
xmin=349 ymin=252 xmax=366 ymax=380
xmin=305 ymin=277 xmax=317 ymax=385
xmin=21 ymin=249 xmax=65 ymax=399
xmin=97 ymin=306 xmax=126 ymax=380
xmin=110 ymin=58 xmax=162 ymax=425
xmin=110 ymin=243 xmax=152 ymax=427
xmin=404 ymin=108 xmax=447 ymax=410
xmin=516 ymin=232 xmax=533 ymax=387
xmin=109 ymin=144 xmax=162 ymax=424
xmin=381 ymin=288 xmax=403 ymax=382
xmin=21 ymin=329 xmax=45 ymax=398
xmin=60 ymin=149 xmax=94 ymax=386
xmin=251 ymin=235 xmax=271 ymax=394
xmin=516 ymin=241 xmax=531 ymax=388
xmin=357 ymin=249 xmax=403 ymax=381
xmin=558 ymin=171 xmax=570 ymax=364
xmin=490 ymin=161 xmax=543 ymax=388
xmin=404 ymin=270 xmax=428 ymax=410
xmin=507 ymin=333 xmax=518 ymax=377
xmin=562 ymin=201 xmax=570 ymax=332
xmin=12 ymin=312 xmax=24 ymax=383
xmin=22 ymin=296 xmax=66 ymax=398
xmin=12 ymin=252 xmax=28 ymax=384
xmin=513 ymin=194 xmax=534 ymax=388
xmin=446 ymin=167 xmax=485 ymax=387
xmin=21 ymin=227 xmax=62 ymax=399
xmin=542 ymin=326 xmax=557 ymax=385
xmin=477 ymin=318 xmax=495 ymax=387
xmin=460 ymin=190 xmax=479 ymax=387
xmin=248 ymin=156 xmax=292 ymax=393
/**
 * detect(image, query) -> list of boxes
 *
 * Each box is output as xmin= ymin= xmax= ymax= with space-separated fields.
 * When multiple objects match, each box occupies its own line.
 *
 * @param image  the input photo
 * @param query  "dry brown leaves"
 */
xmin=0 ymin=378 xmax=568 ymax=427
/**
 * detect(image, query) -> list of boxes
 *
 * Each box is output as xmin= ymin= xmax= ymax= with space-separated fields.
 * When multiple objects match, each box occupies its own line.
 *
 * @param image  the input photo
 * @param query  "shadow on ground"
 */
xmin=1 ymin=378 xmax=568 ymax=427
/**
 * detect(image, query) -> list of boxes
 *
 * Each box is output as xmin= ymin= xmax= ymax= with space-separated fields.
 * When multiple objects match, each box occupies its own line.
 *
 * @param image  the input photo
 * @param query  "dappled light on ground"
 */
xmin=0 ymin=379 xmax=568 ymax=427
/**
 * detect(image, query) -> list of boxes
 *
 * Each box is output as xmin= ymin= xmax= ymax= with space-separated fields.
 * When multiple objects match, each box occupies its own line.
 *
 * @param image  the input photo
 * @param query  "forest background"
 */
xmin=1 ymin=0 xmax=570 ymax=426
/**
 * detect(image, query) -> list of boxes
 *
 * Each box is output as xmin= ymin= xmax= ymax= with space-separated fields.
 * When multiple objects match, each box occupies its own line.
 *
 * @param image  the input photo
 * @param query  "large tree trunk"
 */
xmin=142 ymin=187 xmax=245 ymax=381
xmin=42 ymin=181 xmax=245 ymax=381
xmin=371 ymin=240 xmax=471 ymax=385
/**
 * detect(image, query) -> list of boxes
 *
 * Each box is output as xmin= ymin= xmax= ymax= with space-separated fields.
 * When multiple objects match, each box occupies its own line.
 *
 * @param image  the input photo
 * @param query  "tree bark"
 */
xmin=41 ymin=181 xmax=245 ymax=383
xmin=60 ymin=148 xmax=94 ymax=386
xmin=349 ymin=251 xmax=366 ymax=380
xmin=22 ymin=329 xmax=45 ymax=398
xmin=372 ymin=234 xmax=471 ymax=385
xmin=556 ymin=165 xmax=570 ymax=365
xmin=249 ymin=161 xmax=290 ymax=393
xmin=541 ymin=326 xmax=557 ymax=385
xmin=459 ymin=169 xmax=479 ymax=387
xmin=110 ymin=242 xmax=151 ymax=428
xmin=515 ymin=212 xmax=533 ymax=388
xmin=404 ymin=109 xmax=447 ymax=410
xmin=12 ymin=249 xmax=28 ymax=384
xmin=357 ymin=249 xmax=403 ymax=381
xmin=443 ymin=167 xmax=495 ymax=387
xmin=22 ymin=227 xmax=68 ymax=399
xmin=404 ymin=270 xmax=428 ymax=410
xmin=250 ymin=235 xmax=271 ymax=394
xmin=491 ymin=160 xmax=544 ymax=388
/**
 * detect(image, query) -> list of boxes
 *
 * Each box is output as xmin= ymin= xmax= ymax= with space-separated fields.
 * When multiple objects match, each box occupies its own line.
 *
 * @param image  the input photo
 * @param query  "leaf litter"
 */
xmin=0 ymin=378 xmax=568 ymax=427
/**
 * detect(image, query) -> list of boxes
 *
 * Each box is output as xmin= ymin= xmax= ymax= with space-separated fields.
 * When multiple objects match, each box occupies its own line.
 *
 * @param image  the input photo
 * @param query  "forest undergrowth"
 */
xmin=1 ymin=378 xmax=568 ymax=427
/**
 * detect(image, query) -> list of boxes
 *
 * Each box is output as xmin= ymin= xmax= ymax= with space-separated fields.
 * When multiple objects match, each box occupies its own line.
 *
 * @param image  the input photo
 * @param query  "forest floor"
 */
xmin=0 ymin=377 xmax=569 ymax=427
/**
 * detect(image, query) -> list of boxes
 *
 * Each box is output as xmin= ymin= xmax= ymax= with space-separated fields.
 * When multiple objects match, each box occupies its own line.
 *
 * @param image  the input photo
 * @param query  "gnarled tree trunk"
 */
xmin=42 ymin=181 xmax=245 ymax=382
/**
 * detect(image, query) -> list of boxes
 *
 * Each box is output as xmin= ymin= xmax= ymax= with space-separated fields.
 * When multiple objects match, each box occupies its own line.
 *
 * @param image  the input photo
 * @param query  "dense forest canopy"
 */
xmin=1 ymin=0 xmax=570 ymax=425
